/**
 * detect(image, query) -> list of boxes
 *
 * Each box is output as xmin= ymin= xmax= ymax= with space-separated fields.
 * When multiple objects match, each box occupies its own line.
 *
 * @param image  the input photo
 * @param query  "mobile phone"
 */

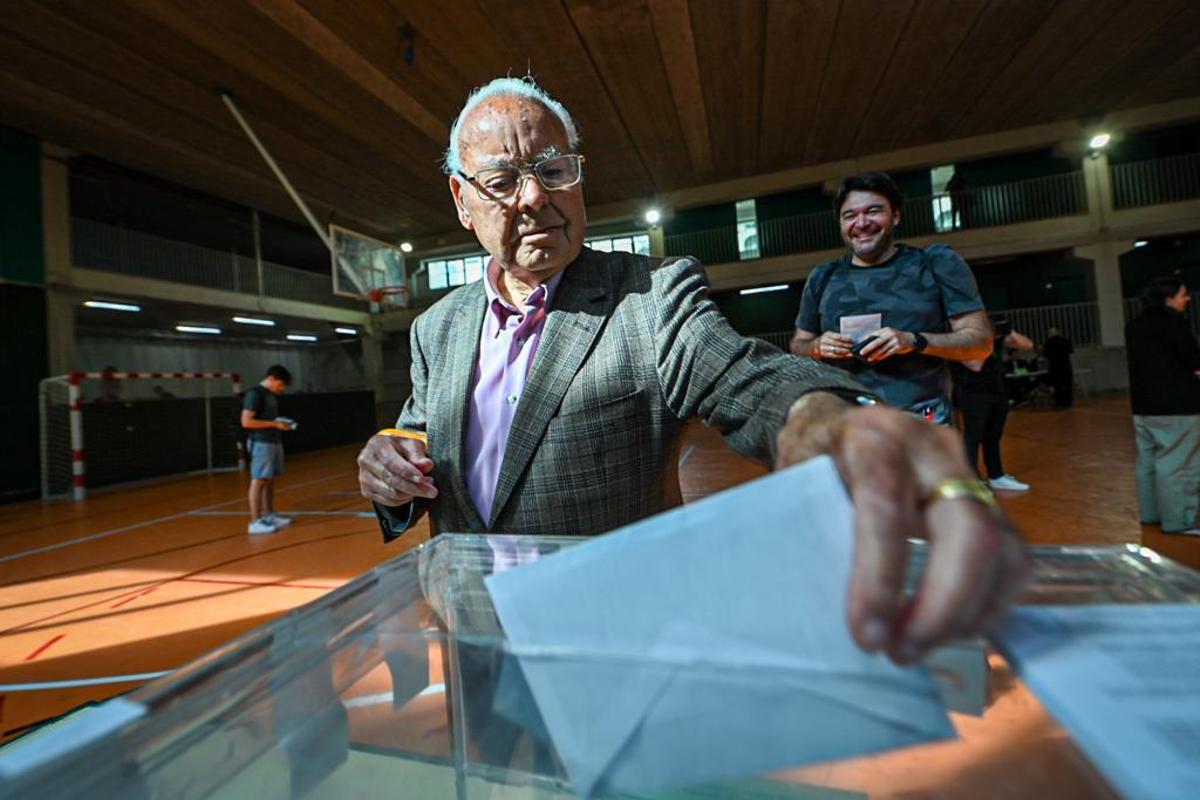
xmin=851 ymin=335 xmax=878 ymax=363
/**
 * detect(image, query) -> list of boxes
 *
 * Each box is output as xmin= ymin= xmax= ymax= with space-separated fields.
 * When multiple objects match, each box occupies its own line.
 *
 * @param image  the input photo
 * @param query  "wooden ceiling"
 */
xmin=2 ymin=0 xmax=1198 ymax=243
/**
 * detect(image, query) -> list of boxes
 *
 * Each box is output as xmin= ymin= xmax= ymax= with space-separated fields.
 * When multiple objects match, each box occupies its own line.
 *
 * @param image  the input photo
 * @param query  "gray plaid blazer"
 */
xmin=375 ymin=248 xmax=866 ymax=541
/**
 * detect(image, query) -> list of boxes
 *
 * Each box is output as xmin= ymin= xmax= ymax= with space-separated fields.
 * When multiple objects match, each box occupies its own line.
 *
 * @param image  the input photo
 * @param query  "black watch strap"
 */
xmin=911 ymin=332 xmax=929 ymax=353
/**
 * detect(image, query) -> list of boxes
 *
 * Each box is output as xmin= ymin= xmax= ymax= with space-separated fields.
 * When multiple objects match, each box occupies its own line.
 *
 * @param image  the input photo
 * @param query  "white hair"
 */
xmin=442 ymin=76 xmax=581 ymax=175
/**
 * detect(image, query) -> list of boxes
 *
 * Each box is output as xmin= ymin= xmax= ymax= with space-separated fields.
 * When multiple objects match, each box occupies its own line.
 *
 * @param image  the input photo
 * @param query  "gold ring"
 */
xmin=922 ymin=477 xmax=999 ymax=512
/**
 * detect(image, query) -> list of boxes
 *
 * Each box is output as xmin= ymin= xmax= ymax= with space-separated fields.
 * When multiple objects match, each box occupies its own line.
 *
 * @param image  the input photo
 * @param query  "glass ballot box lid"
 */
xmin=2 ymin=536 xmax=1198 ymax=800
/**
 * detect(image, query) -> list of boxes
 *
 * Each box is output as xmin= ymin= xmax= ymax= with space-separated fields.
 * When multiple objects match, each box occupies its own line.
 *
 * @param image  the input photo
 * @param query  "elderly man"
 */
xmin=358 ymin=77 xmax=1027 ymax=663
xmin=790 ymin=173 xmax=992 ymax=424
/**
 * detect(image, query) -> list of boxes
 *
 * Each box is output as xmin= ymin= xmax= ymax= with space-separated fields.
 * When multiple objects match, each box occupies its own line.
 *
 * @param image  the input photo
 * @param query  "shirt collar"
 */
xmin=483 ymin=258 xmax=565 ymax=315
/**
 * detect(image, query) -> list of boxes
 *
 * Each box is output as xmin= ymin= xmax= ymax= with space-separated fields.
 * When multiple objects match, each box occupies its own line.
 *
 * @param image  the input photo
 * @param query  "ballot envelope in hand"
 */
xmin=486 ymin=457 xmax=954 ymax=799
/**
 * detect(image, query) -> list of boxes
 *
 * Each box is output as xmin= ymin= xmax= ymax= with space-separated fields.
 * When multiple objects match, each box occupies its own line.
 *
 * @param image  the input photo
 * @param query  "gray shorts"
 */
xmin=249 ymin=441 xmax=285 ymax=479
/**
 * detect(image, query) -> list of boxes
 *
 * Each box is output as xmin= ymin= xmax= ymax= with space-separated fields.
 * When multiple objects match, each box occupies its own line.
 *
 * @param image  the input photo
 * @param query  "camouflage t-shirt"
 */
xmin=794 ymin=244 xmax=984 ymax=414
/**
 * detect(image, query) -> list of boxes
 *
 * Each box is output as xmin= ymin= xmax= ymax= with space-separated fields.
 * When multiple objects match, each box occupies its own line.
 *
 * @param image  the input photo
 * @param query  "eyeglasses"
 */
xmin=457 ymin=154 xmax=585 ymax=200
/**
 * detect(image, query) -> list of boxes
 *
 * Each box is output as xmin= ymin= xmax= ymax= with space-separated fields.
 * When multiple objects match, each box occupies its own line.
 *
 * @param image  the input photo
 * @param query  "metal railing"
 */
xmin=662 ymin=226 xmax=740 ymax=268
xmin=666 ymin=173 xmax=1088 ymax=266
xmin=71 ymin=218 xmax=366 ymax=310
xmin=1112 ymin=152 xmax=1200 ymax=210
xmin=991 ymin=302 xmax=1101 ymax=347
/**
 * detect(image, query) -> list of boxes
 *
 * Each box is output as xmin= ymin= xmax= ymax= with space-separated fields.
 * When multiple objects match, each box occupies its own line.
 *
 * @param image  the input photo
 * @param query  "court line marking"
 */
xmin=344 ymin=684 xmax=445 ymax=709
xmin=188 ymin=510 xmax=375 ymax=518
xmin=0 ymin=471 xmax=350 ymax=565
xmin=178 ymin=577 xmax=336 ymax=590
xmin=0 ymin=672 xmax=172 ymax=692
xmin=23 ymin=635 xmax=66 ymax=662
xmin=678 ymin=444 xmax=696 ymax=468
xmin=110 ymin=587 xmax=158 ymax=609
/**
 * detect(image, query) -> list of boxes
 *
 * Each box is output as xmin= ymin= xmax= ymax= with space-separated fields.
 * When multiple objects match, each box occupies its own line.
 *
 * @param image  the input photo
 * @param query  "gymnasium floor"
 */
xmin=1 ymin=394 xmax=1194 ymax=746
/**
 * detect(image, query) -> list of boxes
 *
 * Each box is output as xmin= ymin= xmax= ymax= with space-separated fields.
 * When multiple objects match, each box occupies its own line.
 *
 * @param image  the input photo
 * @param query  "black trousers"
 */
xmin=960 ymin=393 xmax=1009 ymax=479
xmin=1049 ymin=368 xmax=1074 ymax=407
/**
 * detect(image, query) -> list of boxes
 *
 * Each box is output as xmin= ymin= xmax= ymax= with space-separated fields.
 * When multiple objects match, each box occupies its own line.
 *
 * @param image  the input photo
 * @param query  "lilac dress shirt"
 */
xmin=464 ymin=261 xmax=563 ymax=525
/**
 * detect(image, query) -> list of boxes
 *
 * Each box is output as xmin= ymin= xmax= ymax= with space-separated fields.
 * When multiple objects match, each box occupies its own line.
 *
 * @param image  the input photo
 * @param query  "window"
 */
xmin=586 ymin=233 xmax=651 ymax=255
xmin=427 ymin=260 xmax=448 ymax=290
xmin=735 ymin=199 xmax=759 ymax=260
xmin=421 ymin=250 xmax=487 ymax=291
xmin=930 ymin=164 xmax=957 ymax=232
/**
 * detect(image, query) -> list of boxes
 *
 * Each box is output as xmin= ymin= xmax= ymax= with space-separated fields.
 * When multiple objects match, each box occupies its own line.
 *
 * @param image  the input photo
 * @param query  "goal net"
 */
xmin=39 ymin=371 xmax=244 ymax=500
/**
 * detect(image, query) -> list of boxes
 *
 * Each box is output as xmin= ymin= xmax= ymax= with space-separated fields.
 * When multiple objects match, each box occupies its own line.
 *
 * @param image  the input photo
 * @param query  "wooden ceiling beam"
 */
xmin=116 ymin=0 xmax=448 ymax=185
xmin=802 ymin=0 xmax=915 ymax=165
xmin=1016 ymin=1 xmax=1196 ymax=131
xmin=0 ymin=29 xmax=429 ymax=238
xmin=244 ymin=0 xmax=447 ymax=144
xmin=647 ymin=0 xmax=715 ymax=183
xmin=0 ymin=70 xmax=391 ymax=234
xmin=851 ymin=0 xmax=983 ymax=157
xmin=957 ymin=0 xmax=1125 ymax=139
xmin=890 ymin=0 xmax=1056 ymax=151
xmin=757 ymin=0 xmax=839 ymax=174
xmin=1 ymin=4 xmax=442 ymax=235
xmin=690 ymin=0 xmax=765 ymax=181
xmin=29 ymin=0 xmax=453 ymax=221
xmin=566 ymin=0 xmax=694 ymax=192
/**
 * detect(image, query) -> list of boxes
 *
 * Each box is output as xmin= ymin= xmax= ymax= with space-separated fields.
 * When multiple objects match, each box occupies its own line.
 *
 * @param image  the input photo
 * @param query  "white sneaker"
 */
xmin=248 ymin=517 xmax=278 ymax=535
xmin=988 ymin=474 xmax=1030 ymax=492
xmin=267 ymin=514 xmax=292 ymax=527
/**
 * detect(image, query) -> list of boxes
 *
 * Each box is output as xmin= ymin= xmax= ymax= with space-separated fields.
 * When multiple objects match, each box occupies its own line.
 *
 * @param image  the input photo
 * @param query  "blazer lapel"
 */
xmin=433 ymin=283 xmax=488 ymax=531
xmin=489 ymin=250 xmax=615 ymax=525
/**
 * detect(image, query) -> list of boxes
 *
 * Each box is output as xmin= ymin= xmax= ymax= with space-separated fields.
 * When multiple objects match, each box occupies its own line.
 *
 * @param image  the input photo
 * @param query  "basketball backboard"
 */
xmin=330 ymin=224 xmax=409 ymax=307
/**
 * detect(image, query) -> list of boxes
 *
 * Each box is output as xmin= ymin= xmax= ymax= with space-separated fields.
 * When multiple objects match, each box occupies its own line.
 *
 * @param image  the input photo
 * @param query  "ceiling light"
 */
xmin=1088 ymin=132 xmax=1111 ymax=149
xmin=334 ymin=327 xmax=358 ymax=335
xmin=287 ymin=334 xmax=318 ymax=342
xmin=644 ymin=208 xmax=662 ymax=226
xmin=400 ymin=242 xmax=414 ymax=253
xmin=739 ymin=284 xmax=789 ymax=295
xmin=84 ymin=300 xmax=141 ymax=312
xmin=176 ymin=325 xmax=221 ymax=335
xmin=1134 ymin=240 xmax=1149 ymax=248
xmin=232 ymin=316 xmax=276 ymax=326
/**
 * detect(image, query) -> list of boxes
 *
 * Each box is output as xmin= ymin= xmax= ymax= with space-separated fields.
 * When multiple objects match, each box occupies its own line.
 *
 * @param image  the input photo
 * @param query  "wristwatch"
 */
xmin=911 ymin=332 xmax=929 ymax=353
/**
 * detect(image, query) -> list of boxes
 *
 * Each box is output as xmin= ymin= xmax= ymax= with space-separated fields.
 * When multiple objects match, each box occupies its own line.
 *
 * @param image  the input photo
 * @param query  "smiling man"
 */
xmin=791 ymin=173 xmax=992 ymax=423
xmin=358 ymin=79 xmax=1027 ymax=664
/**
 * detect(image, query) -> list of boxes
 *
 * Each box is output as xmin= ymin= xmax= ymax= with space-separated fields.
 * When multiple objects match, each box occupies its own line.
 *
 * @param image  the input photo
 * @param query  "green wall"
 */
xmin=971 ymin=251 xmax=1091 ymax=310
xmin=0 ymin=125 xmax=44 ymax=284
xmin=663 ymin=201 xmax=736 ymax=235
xmin=0 ymin=284 xmax=48 ymax=501
xmin=956 ymin=148 xmax=1078 ymax=188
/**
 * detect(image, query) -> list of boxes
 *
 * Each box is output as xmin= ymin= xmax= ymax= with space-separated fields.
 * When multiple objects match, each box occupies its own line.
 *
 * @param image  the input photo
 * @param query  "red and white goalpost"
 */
xmin=39 ymin=370 xmax=244 ymax=500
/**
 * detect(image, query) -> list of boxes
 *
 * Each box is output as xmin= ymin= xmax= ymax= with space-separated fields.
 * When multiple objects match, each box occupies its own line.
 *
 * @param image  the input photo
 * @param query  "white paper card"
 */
xmin=839 ymin=314 xmax=882 ymax=343
xmin=997 ymin=604 xmax=1200 ymax=800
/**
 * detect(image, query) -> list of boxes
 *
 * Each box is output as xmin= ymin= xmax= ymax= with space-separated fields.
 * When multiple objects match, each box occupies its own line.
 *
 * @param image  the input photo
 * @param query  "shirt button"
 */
xmin=507 ymin=393 xmax=519 ymax=405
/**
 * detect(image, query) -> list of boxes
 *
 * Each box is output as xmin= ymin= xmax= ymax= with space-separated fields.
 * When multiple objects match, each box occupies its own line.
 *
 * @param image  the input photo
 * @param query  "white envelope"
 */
xmin=486 ymin=457 xmax=953 ymax=798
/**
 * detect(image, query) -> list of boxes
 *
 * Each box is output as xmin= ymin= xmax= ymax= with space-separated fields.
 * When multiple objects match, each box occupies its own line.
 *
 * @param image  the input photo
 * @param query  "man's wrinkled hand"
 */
xmin=778 ymin=394 xmax=1030 ymax=664
xmin=358 ymin=434 xmax=438 ymax=506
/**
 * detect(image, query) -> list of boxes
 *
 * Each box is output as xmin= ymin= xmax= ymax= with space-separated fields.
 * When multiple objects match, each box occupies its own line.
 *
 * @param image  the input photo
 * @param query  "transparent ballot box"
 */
xmin=3 ymin=536 xmax=1199 ymax=799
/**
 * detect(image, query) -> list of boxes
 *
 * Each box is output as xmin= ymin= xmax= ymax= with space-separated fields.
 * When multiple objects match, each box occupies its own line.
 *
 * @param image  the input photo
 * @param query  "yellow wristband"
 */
xmin=376 ymin=428 xmax=428 ymax=444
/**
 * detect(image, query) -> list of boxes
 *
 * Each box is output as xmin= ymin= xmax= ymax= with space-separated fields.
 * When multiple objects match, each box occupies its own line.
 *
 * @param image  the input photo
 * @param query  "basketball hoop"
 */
xmin=368 ymin=286 xmax=409 ymax=305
